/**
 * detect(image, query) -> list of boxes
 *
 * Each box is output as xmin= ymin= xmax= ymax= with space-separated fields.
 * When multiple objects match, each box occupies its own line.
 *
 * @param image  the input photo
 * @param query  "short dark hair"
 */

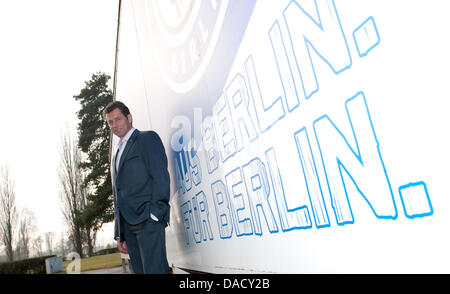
xmin=103 ymin=101 xmax=130 ymax=118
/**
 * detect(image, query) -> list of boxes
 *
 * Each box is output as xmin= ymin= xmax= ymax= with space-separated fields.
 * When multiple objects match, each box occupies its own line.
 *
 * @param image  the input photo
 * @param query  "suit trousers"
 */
xmin=121 ymin=214 xmax=170 ymax=274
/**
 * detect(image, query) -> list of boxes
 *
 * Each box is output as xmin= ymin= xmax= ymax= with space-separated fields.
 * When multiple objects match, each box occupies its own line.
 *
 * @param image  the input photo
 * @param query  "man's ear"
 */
xmin=127 ymin=113 xmax=133 ymax=125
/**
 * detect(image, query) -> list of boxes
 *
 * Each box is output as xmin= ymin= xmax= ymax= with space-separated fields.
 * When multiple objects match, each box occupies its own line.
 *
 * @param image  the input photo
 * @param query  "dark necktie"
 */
xmin=115 ymin=140 xmax=124 ymax=174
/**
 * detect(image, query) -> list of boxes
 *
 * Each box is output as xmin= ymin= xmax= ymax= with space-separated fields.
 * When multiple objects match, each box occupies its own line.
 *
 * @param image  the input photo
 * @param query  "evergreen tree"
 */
xmin=73 ymin=72 xmax=113 ymax=233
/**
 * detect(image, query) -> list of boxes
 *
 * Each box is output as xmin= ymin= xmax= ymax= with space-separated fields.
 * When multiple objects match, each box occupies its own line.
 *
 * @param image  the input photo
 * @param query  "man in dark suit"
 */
xmin=104 ymin=101 xmax=170 ymax=274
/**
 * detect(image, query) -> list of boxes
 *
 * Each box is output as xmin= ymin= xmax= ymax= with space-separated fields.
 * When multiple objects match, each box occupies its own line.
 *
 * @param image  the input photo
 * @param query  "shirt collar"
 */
xmin=117 ymin=127 xmax=136 ymax=148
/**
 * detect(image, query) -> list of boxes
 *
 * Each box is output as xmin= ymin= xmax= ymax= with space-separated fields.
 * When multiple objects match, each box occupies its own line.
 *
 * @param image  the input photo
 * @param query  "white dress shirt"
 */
xmin=115 ymin=127 xmax=136 ymax=172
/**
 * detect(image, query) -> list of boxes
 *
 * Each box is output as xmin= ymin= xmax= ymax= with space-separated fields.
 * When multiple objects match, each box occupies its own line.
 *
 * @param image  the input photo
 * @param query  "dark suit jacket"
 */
xmin=112 ymin=129 xmax=170 ymax=241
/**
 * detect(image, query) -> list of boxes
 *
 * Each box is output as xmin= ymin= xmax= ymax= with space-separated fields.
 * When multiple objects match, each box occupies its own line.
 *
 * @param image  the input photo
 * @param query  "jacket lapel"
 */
xmin=111 ymin=152 xmax=117 ymax=181
xmin=116 ymin=129 xmax=140 ymax=177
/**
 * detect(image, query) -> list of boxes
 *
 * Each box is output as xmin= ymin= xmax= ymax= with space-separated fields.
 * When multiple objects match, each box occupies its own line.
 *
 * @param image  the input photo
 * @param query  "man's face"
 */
xmin=105 ymin=108 xmax=133 ymax=139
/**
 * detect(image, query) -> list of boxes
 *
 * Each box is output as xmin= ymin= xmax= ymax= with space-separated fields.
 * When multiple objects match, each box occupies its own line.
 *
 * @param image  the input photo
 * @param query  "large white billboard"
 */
xmin=115 ymin=0 xmax=450 ymax=273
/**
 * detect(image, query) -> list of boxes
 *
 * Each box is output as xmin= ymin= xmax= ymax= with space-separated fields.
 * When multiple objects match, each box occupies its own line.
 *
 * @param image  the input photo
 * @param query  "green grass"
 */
xmin=60 ymin=252 xmax=126 ymax=273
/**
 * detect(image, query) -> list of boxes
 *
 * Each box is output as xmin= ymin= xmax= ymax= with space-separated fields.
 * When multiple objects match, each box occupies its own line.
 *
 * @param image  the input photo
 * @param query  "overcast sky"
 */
xmin=0 ymin=0 xmax=119 ymax=244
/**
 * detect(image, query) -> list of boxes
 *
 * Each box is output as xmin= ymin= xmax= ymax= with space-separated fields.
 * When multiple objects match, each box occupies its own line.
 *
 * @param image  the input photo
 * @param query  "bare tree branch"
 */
xmin=59 ymin=130 xmax=84 ymax=256
xmin=17 ymin=207 xmax=37 ymax=259
xmin=0 ymin=164 xmax=17 ymax=261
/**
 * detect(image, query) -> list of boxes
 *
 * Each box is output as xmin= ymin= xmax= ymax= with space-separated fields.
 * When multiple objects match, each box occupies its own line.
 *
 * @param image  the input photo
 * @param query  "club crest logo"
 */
xmin=145 ymin=0 xmax=229 ymax=93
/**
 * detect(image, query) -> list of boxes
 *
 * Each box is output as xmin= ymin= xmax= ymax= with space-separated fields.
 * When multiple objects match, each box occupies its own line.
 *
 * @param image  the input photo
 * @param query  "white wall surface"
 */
xmin=115 ymin=0 xmax=450 ymax=273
